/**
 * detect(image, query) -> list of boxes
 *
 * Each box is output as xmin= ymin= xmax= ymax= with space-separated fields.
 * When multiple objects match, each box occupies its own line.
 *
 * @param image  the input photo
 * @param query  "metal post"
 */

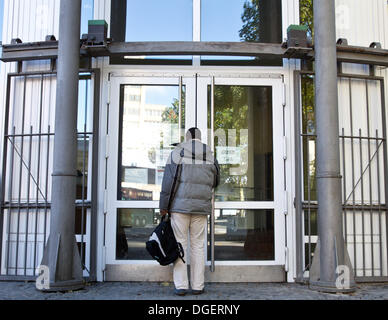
xmin=38 ymin=0 xmax=84 ymax=291
xmin=309 ymin=0 xmax=356 ymax=293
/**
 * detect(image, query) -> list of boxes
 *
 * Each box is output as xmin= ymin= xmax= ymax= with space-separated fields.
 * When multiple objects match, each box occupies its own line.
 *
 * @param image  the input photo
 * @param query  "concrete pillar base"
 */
xmin=39 ymin=233 xmax=84 ymax=292
xmin=309 ymin=239 xmax=356 ymax=293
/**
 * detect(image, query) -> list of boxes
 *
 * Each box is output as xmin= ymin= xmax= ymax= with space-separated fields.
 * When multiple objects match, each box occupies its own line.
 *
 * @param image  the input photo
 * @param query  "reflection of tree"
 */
xmin=300 ymin=0 xmax=314 ymax=39
xmin=301 ymin=75 xmax=317 ymax=200
xmin=161 ymin=94 xmax=185 ymax=125
xmin=239 ymin=1 xmax=260 ymax=42
xmin=239 ymin=0 xmax=282 ymax=43
xmin=213 ymin=86 xmax=249 ymax=200
xmin=160 ymin=94 xmax=186 ymax=148
xmin=161 ymin=98 xmax=179 ymax=123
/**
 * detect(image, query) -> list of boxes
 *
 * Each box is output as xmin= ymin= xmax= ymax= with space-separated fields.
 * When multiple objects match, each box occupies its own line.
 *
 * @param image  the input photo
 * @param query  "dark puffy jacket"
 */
xmin=159 ymin=139 xmax=220 ymax=215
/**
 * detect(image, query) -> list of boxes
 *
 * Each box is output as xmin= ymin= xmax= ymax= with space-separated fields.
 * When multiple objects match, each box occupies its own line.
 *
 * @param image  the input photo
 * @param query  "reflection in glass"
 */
xmin=118 ymin=85 xmax=185 ymax=201
xmin=76 ymin=78 xmax=92 ymax=200
xmin=125 ymin=0 xmax=192 ymax=41
xmin=81 ymin=0 xmax=94 ymax=36
xmin=201 ymin=0 xmax=282 ymax=65
xmin=208 ymin=209 xmax=274 ymax=260
xmin=116 ymin=208 xmax=161 ymax=260
xmin=301 ymin=75 xmax=317 ymax=201
xmin=110 ymin=0 xmax=193 ymax=63
xmin=208 ymin=85 xmax=273 ymax=201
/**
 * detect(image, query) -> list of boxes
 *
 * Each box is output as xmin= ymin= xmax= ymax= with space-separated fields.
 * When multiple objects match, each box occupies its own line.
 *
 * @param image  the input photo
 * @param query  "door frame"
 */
xmin=103 ymin=73 xmax=286 ymax=281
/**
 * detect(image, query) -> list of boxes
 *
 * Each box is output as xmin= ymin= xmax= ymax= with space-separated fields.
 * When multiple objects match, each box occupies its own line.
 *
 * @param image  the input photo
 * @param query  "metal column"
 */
xmin=309 ymin=0 xmax=355 ymax=292
xmin=38 ymin=0 xmax=84 ymax=291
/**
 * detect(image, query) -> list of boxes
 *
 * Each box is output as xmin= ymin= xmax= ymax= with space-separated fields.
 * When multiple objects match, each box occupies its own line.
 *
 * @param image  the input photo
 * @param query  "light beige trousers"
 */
xmin=170 ymin=212 xmax=207 ymax=290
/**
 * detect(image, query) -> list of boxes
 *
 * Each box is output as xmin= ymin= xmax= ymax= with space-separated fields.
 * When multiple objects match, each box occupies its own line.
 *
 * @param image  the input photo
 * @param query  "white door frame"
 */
xmin=103 ymin=74 xmax=286 ymax=279
xmin=197 ymin=76 xmax=285 ymax=266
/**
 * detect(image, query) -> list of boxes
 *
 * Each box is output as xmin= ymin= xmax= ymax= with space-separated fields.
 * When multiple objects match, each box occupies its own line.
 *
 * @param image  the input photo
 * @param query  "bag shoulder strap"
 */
xmin=167 ymin=149 xmax=184 ymax=212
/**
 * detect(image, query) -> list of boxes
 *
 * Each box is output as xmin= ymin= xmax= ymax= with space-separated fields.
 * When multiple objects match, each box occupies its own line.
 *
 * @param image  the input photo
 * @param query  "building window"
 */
xmin=208 ymin=85 xmax=274 ymax=202
xmin=208 ymin=209 xmax=274 ymax=261
xmin=110 ymin=0 xmax=193 ymax=64
xmin=201 ymin=0 xmax=282 ymax=66
xmin=110 ymin=0 xmax=283 ymax=66
xmin=117 ymin=84 xmax=185 ymax=201
xmin=0 ymin=0 xmax=4 ymax=44
xmin=81 ymin=0 xmax=94 ymax=36
xmin=299 ymin=0 xmax=313 ymax=39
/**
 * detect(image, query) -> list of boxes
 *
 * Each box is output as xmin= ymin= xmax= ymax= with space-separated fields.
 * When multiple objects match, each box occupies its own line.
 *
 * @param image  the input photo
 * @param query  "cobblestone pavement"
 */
xmin=0 ymin=281 xmax=387 ymax=300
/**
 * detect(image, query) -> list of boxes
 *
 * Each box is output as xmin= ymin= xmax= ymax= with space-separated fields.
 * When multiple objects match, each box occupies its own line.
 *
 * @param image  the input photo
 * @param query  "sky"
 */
xmin=125 ymin=0 xmax=247 ymax=42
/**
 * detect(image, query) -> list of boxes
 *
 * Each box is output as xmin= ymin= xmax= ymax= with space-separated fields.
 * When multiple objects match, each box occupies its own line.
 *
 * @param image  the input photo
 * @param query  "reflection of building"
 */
xmin=120 ymin=85 xmax=177 ymax=200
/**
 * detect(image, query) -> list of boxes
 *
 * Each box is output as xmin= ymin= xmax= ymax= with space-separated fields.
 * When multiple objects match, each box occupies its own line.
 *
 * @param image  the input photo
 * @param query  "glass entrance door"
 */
xmin=197 ymin=77 xmax=286 ymax=281
xmin=104 ymin=75 xmax=285 ymax=282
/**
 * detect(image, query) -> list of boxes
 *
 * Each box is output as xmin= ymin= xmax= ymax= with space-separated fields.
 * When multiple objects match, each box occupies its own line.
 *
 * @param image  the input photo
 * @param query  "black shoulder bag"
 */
xmin=145 ymin=151 xmax=185 ymax=265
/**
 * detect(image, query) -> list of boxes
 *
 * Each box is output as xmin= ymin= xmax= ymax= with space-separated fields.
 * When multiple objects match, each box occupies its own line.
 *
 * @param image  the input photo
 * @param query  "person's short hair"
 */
xmin=186 ymin=127 xmax=201 ymax=141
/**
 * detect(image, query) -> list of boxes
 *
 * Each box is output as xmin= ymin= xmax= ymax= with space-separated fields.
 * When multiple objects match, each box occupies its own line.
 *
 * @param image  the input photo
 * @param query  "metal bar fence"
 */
xmin=0 ymin=69 xmax=99 ymax=280
xmin=295 ymin=71 xmax=388 ymax=282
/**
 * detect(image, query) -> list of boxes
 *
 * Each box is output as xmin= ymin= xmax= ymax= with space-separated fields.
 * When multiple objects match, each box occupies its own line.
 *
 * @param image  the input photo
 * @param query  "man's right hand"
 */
xmin=160 ymin=209 xmax=168 ymax=216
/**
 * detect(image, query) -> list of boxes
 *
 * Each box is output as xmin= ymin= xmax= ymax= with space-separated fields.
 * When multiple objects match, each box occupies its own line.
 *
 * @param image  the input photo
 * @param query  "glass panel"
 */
xmin=76 ymin=78 xmax=92 ymax=200
xmin=304 ymin=209 xmax=317 ymax=236
xmin=208 ymin=209 xmax=274 ymax=260
xmin=201 ymin=0 xmax=282 ymax=65
xmin=208 ymin=85 xmax=273 ymax=201
xmin=300 ymin=0 xmax=314 ymax=39
xmin=125 ymin=0 xmax=192 ymax=41
xmin=118 ymin=84 xmax=185 ymax=200
xmin=0 ymin=0 xmax=4 ymax=44
xmin=301 ymin=75 xmax=317 ymax=201
xmin=304 ymin=242 xmax=316 ymax=269
xmin=116 ymin=208 xmax=161 ymax=260
xmin=81 ymin=0 xmax=94 ymax=36
xmin=110 ymin=0 xmax=193 ymax=64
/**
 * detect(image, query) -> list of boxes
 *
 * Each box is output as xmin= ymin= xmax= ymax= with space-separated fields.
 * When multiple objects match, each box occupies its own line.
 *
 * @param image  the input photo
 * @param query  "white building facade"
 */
xmin=0 ymin=0 xmax=387 ymax=284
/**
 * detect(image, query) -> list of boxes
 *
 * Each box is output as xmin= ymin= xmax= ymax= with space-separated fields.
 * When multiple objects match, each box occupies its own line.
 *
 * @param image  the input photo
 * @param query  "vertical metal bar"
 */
xmin=210 ymin=76 xmax=215 ymax=151
xmin=90 ymin=69 xmax=101 ymax=281
xmin=178 ymin=76 xmax=182 ymax=142
xmin=294 ymin=71 xmax=304 ymax=282
xmin=349 ymin=79 xmax=357 ymax=277
xmin=0 ymin=74 xmax=12 ymax=276
xmin=210 ymin=194 xmax=215 ymax=272
xmin=6 ymin=126 xmax=16 ymax=275
xmin=15 ymin=76 xmax=28 ymax=275
xmin=195 ymin=74 xmax=198 ymax=127
xmin=342 ymin=128 xmax=348 ymax=246
xmin=306 ymin=136 xmax=312 ymax=270
xmin=378 ymin=79 xmax=388 ymax=278
xmin=23 ymin=126 xmax=33 ymax=276
xmin=33 ymin=74 xmax=44 ymax=276
xmin=359 ymin=128 xmax=366 ymax=277
xmin=375 ymin=129 xmax=382 ymax=276
xmin=80 ymin=79 xmax=88 ymax=271
xmin=365 ymin=80 xmax=374 ymax=276
xmin=210 ymin=76 xmax=215 ymax=272
xmin=43 ymin=125 xmax=50 ymax=249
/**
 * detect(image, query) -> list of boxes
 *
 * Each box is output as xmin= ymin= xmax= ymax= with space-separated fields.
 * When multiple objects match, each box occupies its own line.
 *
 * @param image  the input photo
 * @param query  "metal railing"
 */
xmin=295 ymin=70 xmax=388 ymax=282
xmin=0 ymin=69 xmax=100 ymax=281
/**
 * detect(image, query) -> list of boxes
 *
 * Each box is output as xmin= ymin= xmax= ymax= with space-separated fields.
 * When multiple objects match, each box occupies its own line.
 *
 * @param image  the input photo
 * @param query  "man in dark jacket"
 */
xmin=159 ymin=127 xmax=220 ymax=296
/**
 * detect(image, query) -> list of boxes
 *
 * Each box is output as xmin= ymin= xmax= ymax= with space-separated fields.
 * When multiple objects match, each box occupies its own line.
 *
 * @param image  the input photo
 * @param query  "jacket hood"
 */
xmin=174 ymin=139 xmax=215 ymax=163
